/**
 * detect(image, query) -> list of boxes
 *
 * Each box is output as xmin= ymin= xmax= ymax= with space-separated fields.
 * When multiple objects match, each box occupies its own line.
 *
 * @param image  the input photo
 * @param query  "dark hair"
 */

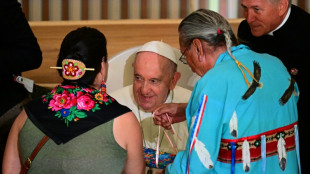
xmin=57 ymin=27 xmax=107 ymax=87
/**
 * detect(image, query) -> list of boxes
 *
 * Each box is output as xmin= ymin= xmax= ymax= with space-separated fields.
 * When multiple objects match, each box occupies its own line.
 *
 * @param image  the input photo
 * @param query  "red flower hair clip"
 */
xmin=50 ymin=59 xmax=95 ymax=80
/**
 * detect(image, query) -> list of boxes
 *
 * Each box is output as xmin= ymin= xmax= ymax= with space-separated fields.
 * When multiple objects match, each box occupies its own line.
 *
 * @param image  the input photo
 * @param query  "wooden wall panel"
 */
xmin=62 ymin=0 xmax=69 ymax=20
xmin=121 ymin=0 xmax=128 ymax=19
xmin=180 ymin=0 xmax=188 ymax=18
xmin=160 ymin=0 xmax=168 ymax=18
xmin=298 ymin=0 xmax=306 ymax=10
xmin=141 ymin=0 xmax=148 ymax=19
xmin=101 ymin=0 xmax=108 ymax=19
xmin=21 ymin=0 xmax=30 ymax=20
xmin=23 ymin=19 xmax=242 ymax=85
xmin=42 ymin=0 xmax=49 ymax=21
xmin=81 ymin=0 xmax=89 ymax=20
xmin=19 ymin=0 xmax=310 ymax=21
xmin=199 ymin=0 xmax=207 ymax=9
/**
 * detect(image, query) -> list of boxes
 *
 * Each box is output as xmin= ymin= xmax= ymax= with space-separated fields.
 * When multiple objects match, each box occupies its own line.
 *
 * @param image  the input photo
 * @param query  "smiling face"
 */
xmin=241 ymin=0 xmax=288 ymax=37
xmin=133 ymin=52 xmax=178 ymax=112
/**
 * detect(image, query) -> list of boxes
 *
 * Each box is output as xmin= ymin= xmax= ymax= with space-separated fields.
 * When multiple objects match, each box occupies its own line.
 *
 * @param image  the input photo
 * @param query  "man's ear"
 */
xmin=192 ymin=38 xmax=204 ymax=62
xmin=170 ymin=72 xmax=181 ymax=90
xmin=278 ymin=0 xmax=289 ymax=16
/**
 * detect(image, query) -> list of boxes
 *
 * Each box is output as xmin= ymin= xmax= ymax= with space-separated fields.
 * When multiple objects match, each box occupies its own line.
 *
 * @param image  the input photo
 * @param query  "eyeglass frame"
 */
xmin=179 ymin=41 xmax=193 ymax=64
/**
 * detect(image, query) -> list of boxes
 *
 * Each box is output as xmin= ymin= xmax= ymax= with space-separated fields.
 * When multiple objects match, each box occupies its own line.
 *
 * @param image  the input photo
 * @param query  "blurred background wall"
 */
xmin=18 ymin=0 xmax=310 ymax=21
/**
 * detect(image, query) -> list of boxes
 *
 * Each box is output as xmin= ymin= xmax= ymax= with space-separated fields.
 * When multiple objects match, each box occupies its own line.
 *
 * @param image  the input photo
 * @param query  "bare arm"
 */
xmin=153 ymin=103 xmax=187 ymax=130
xmin=114 ymin=112 xmax=145 ymax=174
xmin=2 ymin=109 xmax=27 ymax=174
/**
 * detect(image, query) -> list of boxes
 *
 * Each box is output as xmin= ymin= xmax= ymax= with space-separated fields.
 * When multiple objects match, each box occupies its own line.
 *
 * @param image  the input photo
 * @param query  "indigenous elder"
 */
xmin=110 ymin=41 xmax=191 ymax=173
xmin=237 ymin=1 xmax=310 ymax=172
xmin=2 ymin=27 xmax=144 ymax=174
xmin=153 ymin=9 xmax=300 ymax=173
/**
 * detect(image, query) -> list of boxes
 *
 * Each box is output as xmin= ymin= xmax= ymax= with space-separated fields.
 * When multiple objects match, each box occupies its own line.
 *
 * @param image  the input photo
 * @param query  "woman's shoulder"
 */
xmin=113 ymin=111 xmax=141 ymax=148
xmin=114 ymin=111 xmax=137 ymax=127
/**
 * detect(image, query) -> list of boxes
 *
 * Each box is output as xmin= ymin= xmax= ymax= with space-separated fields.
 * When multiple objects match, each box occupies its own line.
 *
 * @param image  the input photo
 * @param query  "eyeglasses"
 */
xmin=179 ymin=48 xmax=188 ymax=64
xmin=179 ymin=42 xmax=192 ymax=64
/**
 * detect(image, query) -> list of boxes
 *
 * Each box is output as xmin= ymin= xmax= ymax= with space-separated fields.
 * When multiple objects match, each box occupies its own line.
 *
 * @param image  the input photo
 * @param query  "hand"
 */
xmin=153 ymin=103 xmax=187 ymax=130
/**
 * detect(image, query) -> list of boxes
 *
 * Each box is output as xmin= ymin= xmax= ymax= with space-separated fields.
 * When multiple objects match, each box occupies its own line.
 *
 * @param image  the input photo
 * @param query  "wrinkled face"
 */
xmin=179 ymin=36 xmax=199 ymax=75
xmin=241 ymin=0 xmax=284 ymax=37
xmin=179 ymin=36 xmax=209 ymax=77
xmin=133 ymin=52 xmax=175 ymax=112
xmin=179 ymin=44 xmax=199 ymax=75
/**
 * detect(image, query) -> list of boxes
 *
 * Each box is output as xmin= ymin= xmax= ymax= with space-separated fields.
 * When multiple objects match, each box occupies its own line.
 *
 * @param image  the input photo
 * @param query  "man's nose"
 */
xmin=246 ymin=10 xmax=255 ymax=24
xmin=140 ymin=81 xmax=151 ymax=94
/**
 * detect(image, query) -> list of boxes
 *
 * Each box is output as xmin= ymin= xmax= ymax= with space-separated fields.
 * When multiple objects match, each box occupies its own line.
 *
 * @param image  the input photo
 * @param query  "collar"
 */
xmin=165 ymin=90 xmax=174 ymax=104
xmin=215 ymin=45 xmax=248 ymax=65
xmin=268 ymin=6 xmax=291 ymax=36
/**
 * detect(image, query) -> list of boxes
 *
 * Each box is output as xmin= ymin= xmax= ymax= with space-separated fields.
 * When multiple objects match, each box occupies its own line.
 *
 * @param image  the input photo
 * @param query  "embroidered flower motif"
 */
xmin=42 ymin=83 xmax=113 ymax=127
xmin=48 ymin=90 xmax=76 ymax=111
xmin=64 ymin=62 xmax=79 ymax=77
xmin=83 ymin=88 xmax=95 ymax=93
xmin=62 ymin=85 xmax=76 ymax=89
xmin=95 ymin=93 xmax=104 ymax=101
xmin=77 ymin=93 xmax=95 ymax=110
xmin=60 ymin=109 xmax=70 ymax=117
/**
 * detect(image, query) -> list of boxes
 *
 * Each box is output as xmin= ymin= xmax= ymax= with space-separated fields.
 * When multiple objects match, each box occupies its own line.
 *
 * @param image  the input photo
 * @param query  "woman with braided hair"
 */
xmin=153 ymin=9 xmax=300 ymax=173
xmin=3 ymin=27 xmax=145 ymax=174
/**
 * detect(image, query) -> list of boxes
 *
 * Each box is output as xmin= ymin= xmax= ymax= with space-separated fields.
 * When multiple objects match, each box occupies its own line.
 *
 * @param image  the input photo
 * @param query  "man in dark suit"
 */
xmin=238 ymin=0 xmax=310 ymax=173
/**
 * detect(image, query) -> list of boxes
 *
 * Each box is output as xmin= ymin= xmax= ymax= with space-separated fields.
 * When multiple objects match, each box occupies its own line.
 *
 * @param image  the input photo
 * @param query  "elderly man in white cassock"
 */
xmin=110 ymin=41 xmax=191 ymax=173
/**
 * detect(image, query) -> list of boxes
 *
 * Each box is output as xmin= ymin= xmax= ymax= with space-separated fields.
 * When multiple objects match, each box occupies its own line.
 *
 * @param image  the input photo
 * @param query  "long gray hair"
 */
xmin=179 ymin=9 xmax=261 ymax=87
xmin=178 ymin=9 xmax=238 ymax=58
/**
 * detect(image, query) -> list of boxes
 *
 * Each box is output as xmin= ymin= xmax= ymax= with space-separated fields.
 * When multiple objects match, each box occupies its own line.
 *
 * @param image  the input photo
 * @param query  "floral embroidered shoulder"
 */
xmin=24 ymin=82 xmax=131 ymax=145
